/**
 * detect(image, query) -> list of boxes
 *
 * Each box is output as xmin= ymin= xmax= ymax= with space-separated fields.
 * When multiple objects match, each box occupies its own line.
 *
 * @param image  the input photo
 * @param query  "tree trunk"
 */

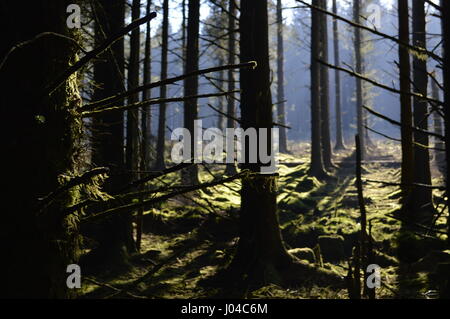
xmin=89 ymin=0 xmax=136 ymax=263
xmin=217 ymin=57 xmax=225 ymax=131
xmin=332 ymin=0 xmax=345 ymax=150
xmin=354 ymin=0 xmax=365 ymax=159
xmin=142 ymin=0 xmax=153 ymax=171
xmin=1 ymin=0 xmax=83 ymax=297
xmin=411 ymin=0 xmax=432 ymax=219
xmin=124 ymin=0 xmax=142 ymax=254
xmin=225 ymin=0 xmax=238 ymax=176
xmin=310 ymin=0 xmax=327 ymax=178
xmin=230 ymin=0 xmax=293 ymax=280
xmin=155 ymin=0 xmax=169 ymax=170
xmin=183 ymin=0 xmax=200 ymax=184
xmin=276 ymin=0 xmax=288 ymax=153
xmin=126 ymin=0 xmax=141 ymax=181
xmin=319 ymin=0 xmax=333 ymax=168
xmin=398 ymin=0 xmax=414 ymax=211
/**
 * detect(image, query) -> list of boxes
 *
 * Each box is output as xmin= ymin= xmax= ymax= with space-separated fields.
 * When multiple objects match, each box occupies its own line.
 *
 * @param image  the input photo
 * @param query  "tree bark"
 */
xmin=126 ymin=0 xmax=141 ymax=181
xmin=354 ymin=0 xmax=365 ymax=159
xmin=230 ymin=0 xmax=293 ymax=280
xmin=183 ymin=0 xmax=200 ymax=184
xmin=310 ymin=0 xmax=327 ymax=178
xmin=1 ymin=0 xmax=83 ymax=297
xmin=411 ymin=0 xmax=432 ymax=219
xmin=142 ymin=0 xmax=153 ymax=171
xmin=276 ymin=0 xmax=288 ymax=153
xmin=319 ymin=0 xmax=333 ymax=168
xmin=155 ymin=0 xmax=169 ymax=170
xmin=225 ymin=0 xmax=238 ymax=176
xmin=332 ymin=0 xmax=345 ymax=150
xmin=398 ymin=0 xmax=414 ymax=211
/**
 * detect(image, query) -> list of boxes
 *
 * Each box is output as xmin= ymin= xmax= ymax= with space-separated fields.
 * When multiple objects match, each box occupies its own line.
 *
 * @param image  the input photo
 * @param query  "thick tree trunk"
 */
xmin=398 ymin=0 xmax=414 ymax=211
xmin=411 ymin=0 xmax=432 ymax=219
xmin=230 ymin=0 xmax=293 ymax=280
xmin=1 ymin=0 xmax=83 ymax=297
xmin=353 ymin=0 xmax=365 ymax=159
xmin=310 ymin=0 xmax=326 ymax=178
xmin=276 ymin=0 xmax=288 ymax=153
xmin=319 ymin=0 xmax=333 ymax=168
xmin=155 ymin=0 xmax=169 ymax=170
xmin=332 ymin=0 xmax=345 ymax=150
xmin=183 ymin=0 xmax=200 ymax=184
xmin=225 ymin=0 xmax=238 ymax=176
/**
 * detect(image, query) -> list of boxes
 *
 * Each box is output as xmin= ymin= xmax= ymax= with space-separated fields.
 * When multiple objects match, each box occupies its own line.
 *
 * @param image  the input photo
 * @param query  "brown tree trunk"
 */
xmin=310 ymin=0 xmax=327 ymax=178
xmin=155 ymin=0 xmax=169 ymax=170
xmin=230 ymin=0 xmax=293 ymax=280
xmin=217 ymin=59 xmax=225 ymax=131
xmin=411 ymin=0 xmax=432 ymax=219
xmin=183 ymin=0 xmax=200 ymax=184
xmin=276 ymin=0 xmax=288 ymax=153
xmin=1 ymin=0 xmax=83 ymax=297
xmin=319 ymin=0 xmax=333 ymax=168
xmin=332 ymin=0 xmax=345 ymax=150
xmin=142 ymin=0 xmax=153 ymax=171
xmin=225 ymin=0 xmax=238 ymax=176
xmin=398 ymin=0 xmax=414 ymax=211
xmin=354 ymin=0 xmax=365 ymax=159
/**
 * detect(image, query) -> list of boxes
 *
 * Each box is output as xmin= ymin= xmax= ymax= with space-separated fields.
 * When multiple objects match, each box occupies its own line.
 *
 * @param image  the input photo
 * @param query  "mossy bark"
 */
xmin=0 ymin=1 xmax=83 ymax=298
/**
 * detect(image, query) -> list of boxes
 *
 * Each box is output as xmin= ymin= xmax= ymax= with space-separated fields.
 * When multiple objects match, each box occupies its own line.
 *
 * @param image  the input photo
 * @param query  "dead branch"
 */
xmin=363 ymin=106 xmax=445 ymax=140
xmin=82 ymin=61 xmax=256 ymax=111
xmin=82 ymin=90 xmax=240 ymax=118
xmin=81 ymin=171 xmax=252 ymax=223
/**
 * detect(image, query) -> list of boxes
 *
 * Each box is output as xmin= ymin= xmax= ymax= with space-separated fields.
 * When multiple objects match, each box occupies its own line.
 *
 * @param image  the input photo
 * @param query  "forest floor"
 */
xmin=80 ymin=140 xmax=449 ymax=299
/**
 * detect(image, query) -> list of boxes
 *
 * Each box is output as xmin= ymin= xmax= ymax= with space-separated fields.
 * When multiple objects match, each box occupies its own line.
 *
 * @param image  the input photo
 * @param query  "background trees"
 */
xmin=2 ymin=0 xmax=450 ymax=299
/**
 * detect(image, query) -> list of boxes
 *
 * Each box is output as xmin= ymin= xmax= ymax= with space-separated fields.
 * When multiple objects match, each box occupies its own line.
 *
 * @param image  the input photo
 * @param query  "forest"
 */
xmin=1 ymin=0 xmax=450 ymax=301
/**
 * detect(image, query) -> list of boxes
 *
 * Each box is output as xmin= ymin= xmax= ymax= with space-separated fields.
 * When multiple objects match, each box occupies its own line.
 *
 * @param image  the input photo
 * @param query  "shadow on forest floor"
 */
xmin=80 ymin=140 xmax=449 ymax=299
